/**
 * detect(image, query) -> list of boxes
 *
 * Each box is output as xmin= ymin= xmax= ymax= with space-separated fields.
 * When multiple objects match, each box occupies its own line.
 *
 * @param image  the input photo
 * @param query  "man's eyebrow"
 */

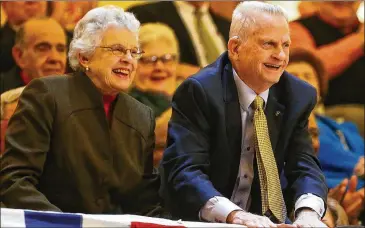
xmin=34 ymin=42 xmax=52 ymax=47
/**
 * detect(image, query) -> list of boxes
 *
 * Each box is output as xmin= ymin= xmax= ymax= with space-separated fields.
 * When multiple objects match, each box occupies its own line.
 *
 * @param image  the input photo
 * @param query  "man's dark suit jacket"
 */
xmin=0 ymin=23 xmax=16 ymax=73
xmin=0 ymin=66 xmax=24 ymax=94
xmin=160 ymin=52 xmax=328 ymax=220
xmin=127 ymin=1 xmax=230 ymax=67
xmin=1 ymin=72 xmax=161 ymax=215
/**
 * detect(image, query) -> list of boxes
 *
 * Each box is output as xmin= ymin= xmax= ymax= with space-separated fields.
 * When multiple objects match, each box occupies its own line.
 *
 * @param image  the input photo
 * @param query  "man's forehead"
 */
xmin=24 ymin=21 xmax=66 ymax=45
xmin=251 ymin=15 xmax=289 ymax=37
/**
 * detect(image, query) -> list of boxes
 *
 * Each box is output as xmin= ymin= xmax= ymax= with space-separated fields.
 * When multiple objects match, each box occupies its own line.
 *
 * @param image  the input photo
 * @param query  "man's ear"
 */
xmin=77 ymin=53 xmax=90 ymax=69
xmin=228 ymin=36 xmax=241 ymax=61
xmin=12 ymin=45 xmax=26 ymax=68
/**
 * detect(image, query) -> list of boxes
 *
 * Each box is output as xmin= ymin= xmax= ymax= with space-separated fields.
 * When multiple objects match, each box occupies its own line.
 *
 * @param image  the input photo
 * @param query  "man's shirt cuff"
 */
xmin=199 ymin=196 xmax=242 ymax=223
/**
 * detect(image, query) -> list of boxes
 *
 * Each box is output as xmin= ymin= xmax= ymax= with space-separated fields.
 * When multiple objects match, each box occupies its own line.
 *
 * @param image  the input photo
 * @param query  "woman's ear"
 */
xmin=78 ymin=53 xmax=89 ymax=68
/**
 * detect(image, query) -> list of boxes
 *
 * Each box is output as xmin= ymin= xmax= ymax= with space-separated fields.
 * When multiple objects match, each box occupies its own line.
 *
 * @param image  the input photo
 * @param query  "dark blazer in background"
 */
xmin=0 ymin=66 xmax=24 ymax=94
xmin=0 ymin=23 xmax=16 ymax=73
xmin=127 ymin=1 xmax=230 ymax=67
xmin=1 ymin=72 xmax=160 ymax=215
xmin=160 ymin=52 xmax=328 ymax=220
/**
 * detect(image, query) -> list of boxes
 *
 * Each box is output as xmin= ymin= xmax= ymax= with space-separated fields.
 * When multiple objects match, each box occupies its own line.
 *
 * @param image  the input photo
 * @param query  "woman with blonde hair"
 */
xmin=130 ymin=23 xmax=179 ymax=166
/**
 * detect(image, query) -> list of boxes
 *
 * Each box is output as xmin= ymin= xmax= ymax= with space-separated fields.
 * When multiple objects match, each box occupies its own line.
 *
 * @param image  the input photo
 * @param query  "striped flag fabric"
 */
xmin=1 ymin=208 xmax=246 ymax=228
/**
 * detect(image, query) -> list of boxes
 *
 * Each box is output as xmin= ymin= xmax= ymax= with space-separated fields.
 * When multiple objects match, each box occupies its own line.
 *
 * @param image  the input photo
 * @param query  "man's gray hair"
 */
xmin=15 ymin=17 xmax=55 ymax=49
xmin=229 ymin=1 xmax=288 ymax=40
xmin=0 ymin=87 xmax=25 ymax=120
xmin=68 ymin=5 xmax=140 ymax=71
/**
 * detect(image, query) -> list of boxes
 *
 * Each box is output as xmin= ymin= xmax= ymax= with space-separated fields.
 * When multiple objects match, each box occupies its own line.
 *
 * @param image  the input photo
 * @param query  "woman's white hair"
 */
xmin=0 ymin=86 xmax=25 ymax=120
xmin=139 ymin=23 xmax=179 ymax=56
xmin=68 ymin=5 xmax=140 ymax=71
xmin=229 ymin=1 xmax=288 ymax=40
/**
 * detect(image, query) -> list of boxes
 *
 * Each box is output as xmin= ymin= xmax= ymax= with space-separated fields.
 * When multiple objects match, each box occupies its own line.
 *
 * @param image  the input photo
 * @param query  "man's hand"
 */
xmin=226 ymin=210 xmax=276 ymax=227
xmin=293 ymin=209 xmax=327 ymax=227
xmin=226 ymin=210 xmax=296 ymax=228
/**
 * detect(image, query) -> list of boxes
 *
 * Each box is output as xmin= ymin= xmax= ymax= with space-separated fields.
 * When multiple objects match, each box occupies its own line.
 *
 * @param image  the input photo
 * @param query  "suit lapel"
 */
xmin=72 ymin=71 xmax=110 ymax=134
xmin=265 ymin=85 xmax=285 ymax=153
xmin=222 ymin=61 xmax=242 ymax=196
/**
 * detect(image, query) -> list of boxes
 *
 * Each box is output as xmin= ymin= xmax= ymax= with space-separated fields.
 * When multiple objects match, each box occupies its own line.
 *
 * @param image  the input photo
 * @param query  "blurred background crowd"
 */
xmin=0 ymin=1 xmax=364 ymax=227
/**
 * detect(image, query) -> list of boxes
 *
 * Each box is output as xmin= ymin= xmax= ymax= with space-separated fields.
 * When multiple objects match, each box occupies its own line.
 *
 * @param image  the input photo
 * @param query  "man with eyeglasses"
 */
xmin=0 ymin=18 xmax=67 ymax=94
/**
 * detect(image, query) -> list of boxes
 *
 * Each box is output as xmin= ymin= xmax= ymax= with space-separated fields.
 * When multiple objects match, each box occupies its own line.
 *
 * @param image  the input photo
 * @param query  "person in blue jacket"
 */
xmin=286 ymin=47 xmax=364 ymax=225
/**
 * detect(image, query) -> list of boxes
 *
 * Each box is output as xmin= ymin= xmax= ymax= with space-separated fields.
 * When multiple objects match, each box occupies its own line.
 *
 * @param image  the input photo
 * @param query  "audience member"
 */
xmin=160 ymin=2 xmax=327 ymax=227
xmin=290 ymin=2 xmax=364 ymax=123
xmin=286 ymin=47 xmax=365 ymax=225
xmin=128 ymin=1 xmax=230 ymax=79
xmin=49 ymin=1 xmax=98 ymax=33
xmin=0 ymin=18 xmax=67 ymax=94
xmin=1 ymin=6 xmax=161 ymax=216
xmin=0 ymin=86 xmax=25 ymax=154
xmin=0 ymin=1 xmax=47 ymax=73
xmin=297 ymin=2 xmax=318 ymax=18
xmin=130 ymin=23 xmax=178 ymax=166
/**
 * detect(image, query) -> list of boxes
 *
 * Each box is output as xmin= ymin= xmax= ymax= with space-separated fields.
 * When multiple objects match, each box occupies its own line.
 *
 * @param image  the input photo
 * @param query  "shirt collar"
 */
xmin=20 ymin=70 xmax=32 ymax=85
xmin=174 ymin=1 xmax=209 ymax=14
xmin=233 ymin=68 xmax=269 ymax=111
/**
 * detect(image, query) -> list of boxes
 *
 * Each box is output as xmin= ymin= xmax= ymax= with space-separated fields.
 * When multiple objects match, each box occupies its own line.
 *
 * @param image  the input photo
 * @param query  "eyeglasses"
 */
xmin=97 ymin=44 xmax=144 ymax=59
xmin=139 ymin=54 xmax=177 ymax=65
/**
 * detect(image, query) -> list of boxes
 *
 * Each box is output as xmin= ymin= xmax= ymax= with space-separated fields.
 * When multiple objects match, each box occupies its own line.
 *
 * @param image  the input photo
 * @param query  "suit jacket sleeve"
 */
xmin=160 ymin=78 xmax=222 ymax=220
xmin=284 ymin=90 xmax=328 ymax=214
xmin=1 ymin=79 xmax=61 ymax=212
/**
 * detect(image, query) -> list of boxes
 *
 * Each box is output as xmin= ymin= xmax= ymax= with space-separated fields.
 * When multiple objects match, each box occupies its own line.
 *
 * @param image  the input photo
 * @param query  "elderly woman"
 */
xmin=286 ymin=47 xmax=364 ymax=225
xmin=1 ymin=6 xmax=161 ymax=215
xmin=129 ymin=23 xmax=179 ymax=166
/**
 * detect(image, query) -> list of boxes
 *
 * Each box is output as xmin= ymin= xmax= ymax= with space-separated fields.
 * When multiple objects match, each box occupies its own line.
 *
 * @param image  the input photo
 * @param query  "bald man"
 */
xmin=0 ymin=1 xmax=47 ymax=72
xmin=0 ymin=18 xmax=67 ymax=94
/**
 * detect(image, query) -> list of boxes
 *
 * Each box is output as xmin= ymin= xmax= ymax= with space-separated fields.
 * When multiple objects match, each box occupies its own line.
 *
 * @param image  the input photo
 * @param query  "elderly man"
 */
xmin=0 ymin=1 xmax=47 ymax=72
xmin=0 ymin=18 xmax=67 ymax=94
xmin=160 ymin=2 xmax=328 ymax=227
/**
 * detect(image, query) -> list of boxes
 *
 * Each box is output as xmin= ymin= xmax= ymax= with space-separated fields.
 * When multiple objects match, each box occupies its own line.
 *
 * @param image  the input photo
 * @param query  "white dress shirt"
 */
xmin=174 ymin=1 xmax=227 ymax=67
xmin=199 ymin=68 xmax=325 ymax=223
